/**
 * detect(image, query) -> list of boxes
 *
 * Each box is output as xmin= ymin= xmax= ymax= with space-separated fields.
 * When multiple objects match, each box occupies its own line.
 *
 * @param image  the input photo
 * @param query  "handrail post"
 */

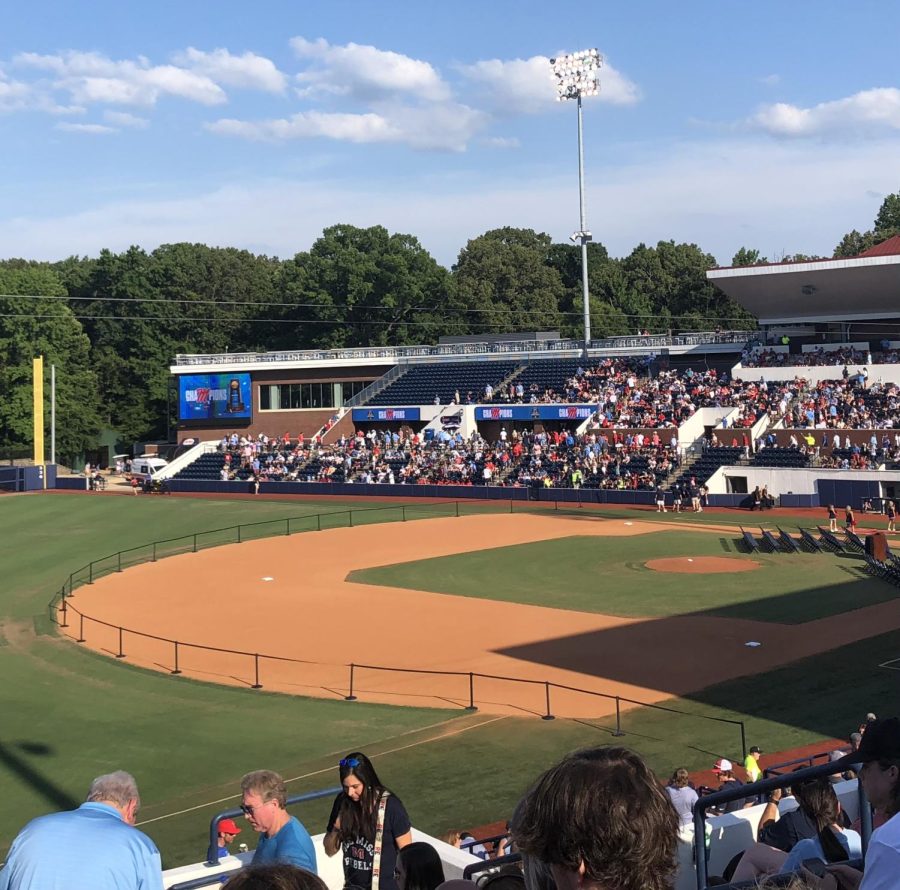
xmin=286 ymin=518 xmax=290 ymax=536
xmin=509 ymin=500 xmax=513 ymax=514
xmin=466 ymin=672 xmax=477 ymax=711
xmin=116 ymin=626 xmax=125 ymax=658
xmin=345 ymin=663 xmax=358 ymax=701
xmin=193 ymin=533 xmax=198 ymax=553
xmin=77 ymin=613 xmax=85 ymax=642
xmin=171 ymin=641 xmax=182 ymax=675
xmin=455 ymin=501 xmax=459 ymax=518
xmin=237 ymin=525 xmax=242 ymax=544
xmin=60 ymin=597 xmax=68 ymax=628
xmin=317 ymin=514 xmax=321 ymax=531
xmin=402 ymin=506 xmax=406 ymax=522
xmin=117 ymin=551 xmax=122 ymax=573
xmin=613 ymin=695 xmax=625 ymax=736
xmin=349 ymin=510 xmax=354 ymax=528
xmin=68 ymin=573 xmax=74 ymax=596
xmin=88 ymin=562 xmax=93 ymax=584
xmin=542 ymin=682 xmax=555 ymax=720
xmin=252 ymin=654 xmax=262 ymax=689
xmin=740 ymin=720 xmax=747 ymax=761
xmin=152 ymin=543 xmax=157 ymax=562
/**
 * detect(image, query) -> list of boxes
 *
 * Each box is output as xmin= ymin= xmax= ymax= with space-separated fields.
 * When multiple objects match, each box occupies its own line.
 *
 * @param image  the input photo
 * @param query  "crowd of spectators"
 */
xmin=214 ymin=427 xmax=682 ymax=491
xmin=786 ymin=378 xmax=900 ymax=430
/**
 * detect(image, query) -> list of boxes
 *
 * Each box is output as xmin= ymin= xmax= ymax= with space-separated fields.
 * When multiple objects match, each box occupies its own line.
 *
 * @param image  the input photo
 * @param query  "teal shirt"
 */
xmin=252 ymin=815 xmax=317 ymax=873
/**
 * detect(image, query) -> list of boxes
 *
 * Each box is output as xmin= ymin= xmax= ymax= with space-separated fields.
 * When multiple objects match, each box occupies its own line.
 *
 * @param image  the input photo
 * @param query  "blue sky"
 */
xmin=3 ymin=0 xmax=900 ymax=267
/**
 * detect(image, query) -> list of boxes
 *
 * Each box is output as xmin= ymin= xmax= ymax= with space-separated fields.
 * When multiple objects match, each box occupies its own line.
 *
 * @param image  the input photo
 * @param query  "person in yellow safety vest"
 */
xmin=543 ymin=476 xmax=552 ymax=488
xmin=744 ymin=745 xmax=763 ymax=785
xmin=571 ymin=468 xmax=583 ymax=489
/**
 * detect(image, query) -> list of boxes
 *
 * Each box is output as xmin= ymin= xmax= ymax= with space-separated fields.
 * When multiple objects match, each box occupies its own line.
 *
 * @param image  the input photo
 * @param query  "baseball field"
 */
xmin=2 ymin=492 xmax=899 ymax=868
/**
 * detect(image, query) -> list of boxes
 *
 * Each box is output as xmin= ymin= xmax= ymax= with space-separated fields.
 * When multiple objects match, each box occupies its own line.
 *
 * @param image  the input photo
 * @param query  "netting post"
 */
xmin=237 ymin=525 xmax=242 ymax=544
xmin=68 ymin=574 xmax=74 ymax=597
xmin=171 ymin=641 xmax=182 ymax=675
xmin=152 ymin=543 xmax=157 ymax=562
xmin=88 ymin=562 xmax=93 ymax=584
xmin=76 ymin=613 xmax=85 ymax=643
xmin=116 ymin=626 xmax=125 ymax=658
xmin=542 ymin=682 xmax=555 ymax=720
xmin=466 ymin=672 xmax=477 ymax=711
xmin=193 ymin=533 xmax=198 ymax=553
xmin=349 ymin=511 xmax=354 ymax=528
xmin=252 ymin=653 xmax=262 ymax=689
xmin=60 ymin=597 xmax=68 ymax=628
xmin=455 ymin=501 xmax=460 ymax=518
xmin=613 ymin=696 xmax=625 ymax=736
xmin=285 ymin=518 xmax=290 ymax=536
xmin=402 ymin=506 xmax=406 ymax=522
xmin=345 ymin=663 xmax=358 ymax=701
xmin=740 ymin=721 xmax=747 ymax=760
xmin=317 ymin=514 xmax=321 ymax=531
xmin=117 ymin=552 xmax=122 ymax=573
xmin=509 ymin=500 xmax=513 ymax=514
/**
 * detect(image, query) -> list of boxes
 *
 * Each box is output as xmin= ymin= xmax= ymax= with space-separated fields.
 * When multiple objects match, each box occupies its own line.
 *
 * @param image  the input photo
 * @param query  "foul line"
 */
xmin=137 ymin=714 xmax=508 ymax=826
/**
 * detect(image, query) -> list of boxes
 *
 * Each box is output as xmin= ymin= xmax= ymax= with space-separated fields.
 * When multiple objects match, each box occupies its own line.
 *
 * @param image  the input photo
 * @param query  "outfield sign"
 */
xmin=475 ymin=405 xmax=598 ymax=421
xmin=352 ymin=407 xmax=421 ymax=422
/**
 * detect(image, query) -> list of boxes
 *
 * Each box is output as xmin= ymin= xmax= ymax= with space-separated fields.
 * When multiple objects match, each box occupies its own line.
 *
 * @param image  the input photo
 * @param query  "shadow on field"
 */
xmin=0 ymin=740 xmax=79 ymax=811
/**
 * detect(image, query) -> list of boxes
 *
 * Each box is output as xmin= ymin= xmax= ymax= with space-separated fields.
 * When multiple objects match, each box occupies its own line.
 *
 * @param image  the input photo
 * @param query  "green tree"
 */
xmin=451 ymin=227 xmax=565 ymax=334
xmin=731 ymin=247 xmax=769 ymax=267
xmin=0 ymin=263 xmax=102 ymax=462
xmin=272 ymin=225 xmax=453 ymax=350
xmin=833 ymin=190 xmax=900 ymax=257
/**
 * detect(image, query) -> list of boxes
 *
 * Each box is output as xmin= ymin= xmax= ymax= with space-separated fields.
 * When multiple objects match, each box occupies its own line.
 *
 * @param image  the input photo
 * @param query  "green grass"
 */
xmin=1 ymin=493 xmax=898 ymax=869
xmin=349 ymin=531 xmax=896 ymax=623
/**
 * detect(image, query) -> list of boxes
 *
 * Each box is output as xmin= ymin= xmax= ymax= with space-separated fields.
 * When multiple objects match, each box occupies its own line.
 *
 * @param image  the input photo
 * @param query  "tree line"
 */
xmin=1 ymin=190 xmax=898 ymax=460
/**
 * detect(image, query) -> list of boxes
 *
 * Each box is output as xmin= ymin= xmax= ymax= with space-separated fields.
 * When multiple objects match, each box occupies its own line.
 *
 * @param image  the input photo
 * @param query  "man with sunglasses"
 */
xmin=240 ymin=770 xmax=317 ymax=873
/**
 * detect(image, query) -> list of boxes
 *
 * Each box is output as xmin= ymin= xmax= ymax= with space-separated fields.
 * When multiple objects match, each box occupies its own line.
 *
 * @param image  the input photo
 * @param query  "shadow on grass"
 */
xmin=0 ymin=740 xmax=79 ymax=811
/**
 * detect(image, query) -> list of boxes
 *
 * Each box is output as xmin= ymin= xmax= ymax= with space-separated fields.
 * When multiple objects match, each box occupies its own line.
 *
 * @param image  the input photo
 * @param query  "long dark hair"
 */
xmin=793 ymin=777 xmax=848 ymax=863
xmin=396 ymin=842 xmax=444 ymax=890
xmin=334 ymin=752 xmax=390 ymax=844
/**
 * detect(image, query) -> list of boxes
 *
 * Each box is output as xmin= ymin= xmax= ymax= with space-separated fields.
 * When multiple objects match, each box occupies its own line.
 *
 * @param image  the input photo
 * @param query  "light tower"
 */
xmin=550 ymin=48 xmax=602 ymax=356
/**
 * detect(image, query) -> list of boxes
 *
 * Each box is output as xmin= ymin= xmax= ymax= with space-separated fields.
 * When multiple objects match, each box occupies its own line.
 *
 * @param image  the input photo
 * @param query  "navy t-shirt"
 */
xmin=327 ymin=793 xmax=410 ymax=890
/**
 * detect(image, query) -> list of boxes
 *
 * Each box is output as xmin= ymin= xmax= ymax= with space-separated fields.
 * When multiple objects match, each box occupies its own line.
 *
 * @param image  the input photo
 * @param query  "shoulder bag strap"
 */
xmin=371 ymin=791 xmax=391 ymax=890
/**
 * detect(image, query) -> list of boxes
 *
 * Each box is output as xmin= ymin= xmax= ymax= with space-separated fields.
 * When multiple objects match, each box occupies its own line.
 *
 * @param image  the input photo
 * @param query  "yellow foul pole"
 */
xmin=33 ymin=357 xmax=45 ymax=477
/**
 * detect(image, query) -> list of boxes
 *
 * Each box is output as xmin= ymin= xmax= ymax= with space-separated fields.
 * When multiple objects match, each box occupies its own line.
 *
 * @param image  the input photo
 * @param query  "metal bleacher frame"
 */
xmin=693 ymin=760 xmax=872 ymax=890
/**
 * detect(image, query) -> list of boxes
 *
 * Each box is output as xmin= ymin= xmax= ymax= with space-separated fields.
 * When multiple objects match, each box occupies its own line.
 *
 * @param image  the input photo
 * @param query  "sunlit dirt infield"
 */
xmin=60 ymin=513 xmax=900 ymax=718
xmin=645 ymin=556 xmax=761 ymax=574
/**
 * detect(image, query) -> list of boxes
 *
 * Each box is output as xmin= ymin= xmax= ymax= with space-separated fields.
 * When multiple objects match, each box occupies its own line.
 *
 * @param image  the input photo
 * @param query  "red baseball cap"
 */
xmin=219 ymin=818 xmax=242 ymax=835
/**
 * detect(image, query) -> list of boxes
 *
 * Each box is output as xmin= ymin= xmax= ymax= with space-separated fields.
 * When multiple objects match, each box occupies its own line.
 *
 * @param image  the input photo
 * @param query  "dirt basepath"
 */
xmin=60 ymin=513 xmax=900 ymax=717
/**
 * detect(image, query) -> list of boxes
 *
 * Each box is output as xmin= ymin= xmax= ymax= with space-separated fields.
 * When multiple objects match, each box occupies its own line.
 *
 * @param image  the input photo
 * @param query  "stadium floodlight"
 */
xmin=550 ymin=48 xmax=602 ymax=356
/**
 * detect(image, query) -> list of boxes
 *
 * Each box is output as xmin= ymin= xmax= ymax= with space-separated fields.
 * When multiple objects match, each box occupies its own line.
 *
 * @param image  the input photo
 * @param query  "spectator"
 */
xmin=511 ymin=746 xmax=677 ymax=890
xmin=394 ymin=842 xmax=445 ymax=890
xmin=218 ymin=817 xmax=243 ymax=857
xmin=666 ymin=768 xmax=698 ymax=830
xmin=240 ymin=770 xmax=317 ymax=873
xmin=324 ymin=752 xmax=412 ymax=890
xmin=222 ymin=865 xmax=328 ymax=890
xmin=711 ymin=758 xmax=753 ymax=813
xmin=0 ymin=770 xmax=162 ymax=890
xmin=459 ymin=831 xmax=488 ymax=860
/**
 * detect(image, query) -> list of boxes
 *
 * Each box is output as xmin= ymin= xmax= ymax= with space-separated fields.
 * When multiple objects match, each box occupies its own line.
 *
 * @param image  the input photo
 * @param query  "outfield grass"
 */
xmin=349 ymin=531 xmax=895 ymax=623
xmin=1 ymin=493 xmax=897 ymax=868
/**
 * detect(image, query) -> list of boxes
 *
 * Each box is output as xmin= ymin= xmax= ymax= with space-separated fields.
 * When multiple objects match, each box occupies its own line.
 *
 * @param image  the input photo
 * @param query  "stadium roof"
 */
xmin=707 ymin=237 xmax=900 ymax=325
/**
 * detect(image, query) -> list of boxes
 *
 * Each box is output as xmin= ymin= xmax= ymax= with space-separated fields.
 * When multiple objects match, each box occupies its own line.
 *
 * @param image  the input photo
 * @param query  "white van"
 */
xmin=131 ymin=457 xmax=168 ymax=481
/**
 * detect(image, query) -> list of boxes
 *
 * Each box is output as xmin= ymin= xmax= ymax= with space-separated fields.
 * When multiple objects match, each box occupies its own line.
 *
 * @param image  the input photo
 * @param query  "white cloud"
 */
xmin=760 ymin=74 xmax=780 ymax=86
xmin=173 ymin=47 xmax=287 ymax=93
xmin=0 ymin=71 xmax=32 ymax=111
xmin=104 ymin=110 xmax=149 ymax=129
xmin=14 ymin=50 xmax=227 ymax=106
xmin=208 ymin=101 xmax=485 ymax=152
xmin=483 ymin=136 xmax=521 ymax=149
xmin=290 ymin=36 xmax=450 ymax=102
xmin=55 ymin=121 xmax=116 ymax=134
xmin=458 ymin=54 xmax=640 ymax=113
xmin=750 ymin=87 xmax=900 ymax=137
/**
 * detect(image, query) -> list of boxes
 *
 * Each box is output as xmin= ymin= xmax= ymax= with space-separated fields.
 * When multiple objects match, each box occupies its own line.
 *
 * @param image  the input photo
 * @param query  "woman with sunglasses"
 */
xmin=324 ymin=752 xmax=412 ymax=890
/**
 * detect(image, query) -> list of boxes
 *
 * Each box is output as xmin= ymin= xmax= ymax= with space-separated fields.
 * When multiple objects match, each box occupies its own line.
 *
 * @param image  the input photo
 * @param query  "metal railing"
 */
xmin=47 ymin=501 xmax=746 ymax=745
xmin=171 ymin=331 xmax=751 ymax=369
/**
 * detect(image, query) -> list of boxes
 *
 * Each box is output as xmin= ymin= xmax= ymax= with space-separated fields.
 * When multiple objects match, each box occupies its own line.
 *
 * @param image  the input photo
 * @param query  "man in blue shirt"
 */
xmin=240 ymin=770 xmax=317 ymax=872
xmin=0 ymin=770 xmax=162 ymax=890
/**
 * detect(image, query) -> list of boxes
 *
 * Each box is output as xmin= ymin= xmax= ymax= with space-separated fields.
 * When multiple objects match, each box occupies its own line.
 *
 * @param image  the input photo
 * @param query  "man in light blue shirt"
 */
xmin=0 ymin=770 xmax=162 ymax=890
xmin=241 ymin=769 xmax=317 ymax=873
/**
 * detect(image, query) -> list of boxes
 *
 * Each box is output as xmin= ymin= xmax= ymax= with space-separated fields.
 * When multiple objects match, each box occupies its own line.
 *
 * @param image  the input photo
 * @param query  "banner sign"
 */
xmin=178 ymin=373 xmax=252 ymax=421
xmin=474 ymin=405 xmax=598 ymax=421
xmin=352 ymin=407 xmax=421 ymax=422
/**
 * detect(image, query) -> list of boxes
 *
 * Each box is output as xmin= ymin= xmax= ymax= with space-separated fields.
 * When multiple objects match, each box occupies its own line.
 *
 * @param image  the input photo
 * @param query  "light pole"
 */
xmin=550 ymin=48 xmax=601 ymax=357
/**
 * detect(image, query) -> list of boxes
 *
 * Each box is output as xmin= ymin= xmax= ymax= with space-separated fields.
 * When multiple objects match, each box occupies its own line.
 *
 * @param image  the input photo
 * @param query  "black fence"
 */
xmin=48 ymin=500 xmax=746 ymax=746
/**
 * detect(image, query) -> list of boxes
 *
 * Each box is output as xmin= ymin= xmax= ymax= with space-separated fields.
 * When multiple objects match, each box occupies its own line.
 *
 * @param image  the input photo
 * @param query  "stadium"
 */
xmin=2 ymin=232 xmax=900 ymax=889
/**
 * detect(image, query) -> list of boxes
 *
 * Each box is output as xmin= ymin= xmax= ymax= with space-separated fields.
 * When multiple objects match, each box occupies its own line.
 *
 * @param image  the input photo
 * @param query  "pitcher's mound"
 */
xmin=646 ymin=556 xmax=760 ymax=574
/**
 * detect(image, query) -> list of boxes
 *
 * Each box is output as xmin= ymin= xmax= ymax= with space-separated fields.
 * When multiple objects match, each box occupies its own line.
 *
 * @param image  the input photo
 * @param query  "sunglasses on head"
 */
xmin=340 ymin=757 xmax=361 ymax=768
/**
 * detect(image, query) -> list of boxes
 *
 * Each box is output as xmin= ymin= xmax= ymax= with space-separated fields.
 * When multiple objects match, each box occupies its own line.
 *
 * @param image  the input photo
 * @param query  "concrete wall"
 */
xmin=732 ymin=362 xmax=900 ymax=385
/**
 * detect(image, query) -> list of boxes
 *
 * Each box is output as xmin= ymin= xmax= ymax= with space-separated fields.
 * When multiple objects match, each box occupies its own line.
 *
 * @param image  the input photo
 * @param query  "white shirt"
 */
xmin=860 ymin=813 xmax=900 ymax=890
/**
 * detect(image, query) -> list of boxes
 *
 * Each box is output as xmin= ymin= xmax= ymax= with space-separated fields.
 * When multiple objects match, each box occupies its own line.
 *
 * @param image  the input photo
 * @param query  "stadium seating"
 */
xmin=366 ymin=361 xmax=521 ymax=406
xmin=750 ymin=448 xmax=810 ymax=469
